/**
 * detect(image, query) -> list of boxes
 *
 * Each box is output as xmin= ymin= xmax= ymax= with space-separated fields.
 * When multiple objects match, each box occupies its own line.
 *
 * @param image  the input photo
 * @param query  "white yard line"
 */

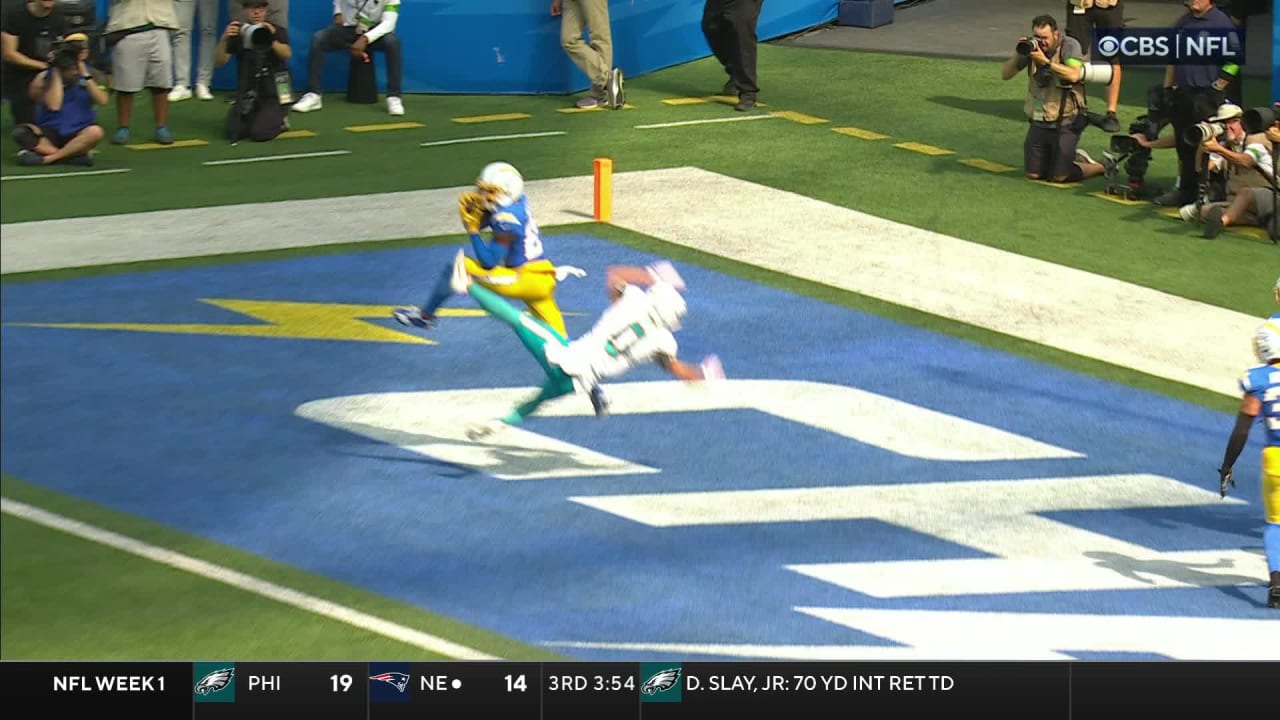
xmin=1 ymin=497 xmax=499 ymax=660
xmin=0 ymin=166 xmax=1256 ymax=396
xmin=634 ymin=115 xmax=777 ymax=129
xmin=420 ymin=131 xmax=567 ymax=147
xmin=202 ymin=150 xmax=351 ymax=166
xmin=1 ymin=168 xmax=131 ymax=181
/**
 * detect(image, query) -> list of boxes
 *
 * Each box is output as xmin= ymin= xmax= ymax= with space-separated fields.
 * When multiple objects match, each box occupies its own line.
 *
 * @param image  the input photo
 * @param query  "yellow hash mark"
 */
xmin=344 ymin=121 xmax=426 ymax=133
xmin=126 ymin=139 xmax=210 ymax=150
xmin=452 ymin=113 xmax=532 ymax=124
xmin=706 ymin=95 xmax=766 ymax=107
xmin=894 ymin=141 xmax=954 ymax=156
xmin=277 ymin=129 xmax=318 ymax=139
xmin=1088 ymin=191 xmax=1148 ymax=206
xmin=770 ymin=111 xmax=828 ymax=125
xmin=662 ymin=97 xmax=709 ymax=106
xmin=960 ymin=158 xmax=1016 ymax=173
xmin=832 ymin=127 xmax=889 ymax=141
xmin=1027 ymin=179 xmax=1080 ymax=189
xmin=557 ymin=103 xmax=636 ymax=113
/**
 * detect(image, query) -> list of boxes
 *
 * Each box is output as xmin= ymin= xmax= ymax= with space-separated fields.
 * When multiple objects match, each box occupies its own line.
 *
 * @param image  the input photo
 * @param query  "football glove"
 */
xmin=458 ymin=190 xmax=488 ymax=233
xmin=1218 ymin=466 xmax=1235 ymax=498
xmin=555 ymin=265 xmax=587 ymax=282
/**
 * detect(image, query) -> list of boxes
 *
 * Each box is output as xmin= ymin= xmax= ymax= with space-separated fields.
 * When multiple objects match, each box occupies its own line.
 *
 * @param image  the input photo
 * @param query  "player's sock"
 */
xmin=421 ymin=262 xmax=454 ymax=318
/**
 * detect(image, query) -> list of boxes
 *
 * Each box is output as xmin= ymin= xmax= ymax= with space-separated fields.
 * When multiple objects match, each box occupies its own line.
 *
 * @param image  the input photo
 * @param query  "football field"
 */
xmin=3 ymin=45 xmax=1279 ymax=661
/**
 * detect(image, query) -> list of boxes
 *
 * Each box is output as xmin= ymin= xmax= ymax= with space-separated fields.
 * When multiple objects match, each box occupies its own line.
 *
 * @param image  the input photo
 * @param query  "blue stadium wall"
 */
xmin=92 ymin=0 xmax=907 ymax=95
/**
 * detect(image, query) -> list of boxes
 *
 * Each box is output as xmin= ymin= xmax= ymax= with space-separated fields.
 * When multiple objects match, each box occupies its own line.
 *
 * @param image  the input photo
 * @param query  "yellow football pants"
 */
xmin=1261 ymin=446 xmax=1280 ymax=524
xmin=464 ymin=257 xmax=566 ymax=336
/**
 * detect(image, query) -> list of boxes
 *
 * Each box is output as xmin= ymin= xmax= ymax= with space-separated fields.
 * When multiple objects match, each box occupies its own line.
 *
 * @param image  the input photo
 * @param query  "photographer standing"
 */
xmin=11 ymin=32 xmax=107 ymax=167
xmin=1155 ymin=0 xmax=1237 ymax=207
xmin=215 ymin=0 xmax=291 ymax=142
xmin=1002 ymin=15 xmax=1108 ymax=184
xmin=1 ymin=0 xmax=67 ymax=126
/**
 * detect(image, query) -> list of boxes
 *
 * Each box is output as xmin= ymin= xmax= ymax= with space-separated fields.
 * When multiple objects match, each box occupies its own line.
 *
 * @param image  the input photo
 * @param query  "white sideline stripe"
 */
xmin=420 ymin=131 xmax=566 ymax=147
xmin=1 ymin=168 xmax=131 ymax=181
xmin=634 ymin=115 xmax=777 ymax=129
xmin=0 ymin=497 xmax=499 ymax=661
xmin=203 ymin=150 xmax=351 ymax=166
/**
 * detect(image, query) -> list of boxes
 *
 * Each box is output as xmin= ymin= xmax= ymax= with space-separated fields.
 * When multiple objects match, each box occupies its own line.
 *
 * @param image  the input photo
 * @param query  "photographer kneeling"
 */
xmin=1190 ymin=103 xmax=1276 ymax=239
xmin=215 ymin=0 xmax=292 ymax=143
xmin=11 ymin=32 xmax=107 ymax=167
xmin=1001 ymin=14 xmax=1107 ymax=184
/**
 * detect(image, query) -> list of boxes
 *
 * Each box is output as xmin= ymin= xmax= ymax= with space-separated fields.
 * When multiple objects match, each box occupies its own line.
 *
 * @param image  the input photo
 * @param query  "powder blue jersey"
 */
xmin=482 ymin=195 xmax=545 ymax=267
xmin=1240 ymin=364 xmax=1280 ymax=447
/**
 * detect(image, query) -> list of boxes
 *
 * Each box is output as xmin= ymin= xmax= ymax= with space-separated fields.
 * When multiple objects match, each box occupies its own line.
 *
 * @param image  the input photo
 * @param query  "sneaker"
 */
xmin=111 ymin=127 xmax=130 ymax=145
xmin=1100 ymin=151 xmax=1119 ymax=174
xmin=392 ymin=307 xmax=437 ymax=330
xmin=574 ymin=95 xmax=600 ymax=109
xmin=167 ymin=85 xmax=192 ymax=102
xmin=1178 ymin=203 xmax=1200 ymax=222
xmin=1100 ymin=111 xmax=1121 ymax=133
xmin=387 ymin=96 xmax=404 ymax=116
xmin=1154 ymin=190 xmax=1190 ymax=207
xmin=589 ymin=385 xmax=609 ymax=418
xmin=292 ymin=92 xmax=322 ymax=113
xmin=16 ymin=149 xmax=44 ymax=166
xmin=735 ymin=93 xmax=757 ymax=112
xmin=1203 ymin=205 xmax=1225 ymax=238
xmin=1269 ymin=587 xmax=1280 ymax=609
xmin=61 ymin=153 xmax=93 ymax=167
xmin=195 ymin=84 xmax=214 ymax=101
xmin=606 ymin=68 xmax=625 ymax=109
xmin=1074 ymin=148 xmax=1097 ymax=166
xmin=154 ymin=126 xmax=174 ymax=145
xmin=449 ymin=249 xmax=472 ymax=294
xmin=721 ymin=78 xmax=737 ymax=95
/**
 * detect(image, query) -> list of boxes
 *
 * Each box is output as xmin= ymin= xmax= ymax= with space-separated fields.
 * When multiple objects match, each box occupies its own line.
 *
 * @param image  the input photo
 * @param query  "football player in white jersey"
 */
xmin=443 ymin=252 xmax=724 ymax=440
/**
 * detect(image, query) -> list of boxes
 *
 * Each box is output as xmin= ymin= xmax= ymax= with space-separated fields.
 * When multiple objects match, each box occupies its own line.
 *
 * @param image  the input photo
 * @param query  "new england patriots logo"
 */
xmin=194 ymin=668 xmax=234 ymax=695
xmin=641 ymin=668 xmax=681 ymax=695
xmin=370 ymin=672 xmax=410 ymax=693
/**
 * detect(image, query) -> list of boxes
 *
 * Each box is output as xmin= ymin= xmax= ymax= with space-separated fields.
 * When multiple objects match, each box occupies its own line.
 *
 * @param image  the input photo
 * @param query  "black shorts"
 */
xmin=1066 ymin=2 xmax=1124 ymax=57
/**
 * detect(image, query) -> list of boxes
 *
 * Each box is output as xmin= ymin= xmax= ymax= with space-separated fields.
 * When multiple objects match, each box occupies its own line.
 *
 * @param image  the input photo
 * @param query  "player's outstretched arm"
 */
xmin=656 ymin=354 xmax=724 ymax=382
xmin=605 ymin=261 xmax=685 ymax=302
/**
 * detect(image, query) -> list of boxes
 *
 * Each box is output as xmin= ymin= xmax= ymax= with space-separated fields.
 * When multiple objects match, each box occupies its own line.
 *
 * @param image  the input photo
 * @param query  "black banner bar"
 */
xmin=638 ymin=662 xmax=1067 ymax=719
xmin=4 ymin=660 xmax=1277 ymax=716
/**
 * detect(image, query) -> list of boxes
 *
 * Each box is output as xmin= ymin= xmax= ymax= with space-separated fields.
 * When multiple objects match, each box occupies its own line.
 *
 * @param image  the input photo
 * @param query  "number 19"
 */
xmin=330 ymin=674 xmax=353 ymax=692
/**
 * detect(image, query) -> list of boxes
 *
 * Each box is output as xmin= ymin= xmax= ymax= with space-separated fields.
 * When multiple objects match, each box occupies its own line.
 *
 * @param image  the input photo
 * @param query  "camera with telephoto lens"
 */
xmin=1015 ymin=37 xmax=1046 ymax=56
xmin=1185 ymin=121 xmax=1226 ymax=145
xmin=240 ymin=22 xmax=274 ymax=50
xmin=49 ymin=36 xmax=85 ymax=70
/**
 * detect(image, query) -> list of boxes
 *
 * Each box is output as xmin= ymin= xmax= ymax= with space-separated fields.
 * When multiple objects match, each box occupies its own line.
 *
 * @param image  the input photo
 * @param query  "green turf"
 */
xmin=0 ymin=475 xmax=565 ymax=661
xmin=2 ymin=45 xmax=1273 ymax=319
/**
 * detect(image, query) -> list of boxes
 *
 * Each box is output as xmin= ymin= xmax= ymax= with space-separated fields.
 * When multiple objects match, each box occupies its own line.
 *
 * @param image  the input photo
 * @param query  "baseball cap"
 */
xmin=1209 ymin=103 xmax=1243 ymax=122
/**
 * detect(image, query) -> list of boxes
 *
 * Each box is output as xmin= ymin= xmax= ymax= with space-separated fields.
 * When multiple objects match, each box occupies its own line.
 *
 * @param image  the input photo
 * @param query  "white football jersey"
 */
xmin=545 ymin=284 xmax=679 ymax=387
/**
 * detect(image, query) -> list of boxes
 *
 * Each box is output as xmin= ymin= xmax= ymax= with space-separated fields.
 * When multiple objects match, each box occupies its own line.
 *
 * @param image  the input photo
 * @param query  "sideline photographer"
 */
xmin=1155 ymin=0 xmax=1237 ymax=206
xmin=1001 ymin=14 xmax=1107 ymax=184
xmin=215 ymin=0 xmax=292 ymax=142
xmin=1193 ymin=104 xmax=1278 ymax=239
xmin=11 ymin=32 xmax=107 ymax=167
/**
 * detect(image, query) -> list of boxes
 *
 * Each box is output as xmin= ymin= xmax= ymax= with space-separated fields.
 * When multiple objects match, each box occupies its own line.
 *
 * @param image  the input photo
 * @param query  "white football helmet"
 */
xmin=476 ymin=162 xmax=524 ymax=209
xmin=646 ymin=281 xmax=687 ymax=332
xmin=1254 ymin=322 xmax=1280 ymax=363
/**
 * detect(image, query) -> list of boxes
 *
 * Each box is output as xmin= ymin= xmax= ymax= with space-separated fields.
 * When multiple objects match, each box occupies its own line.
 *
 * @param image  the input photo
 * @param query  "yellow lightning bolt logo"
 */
xmin=7 ymin=299 xmax=489 ymax=344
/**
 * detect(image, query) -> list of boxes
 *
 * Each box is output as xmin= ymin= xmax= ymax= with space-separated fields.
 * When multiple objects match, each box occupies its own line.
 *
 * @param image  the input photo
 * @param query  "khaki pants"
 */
xmin=561 ymin=0 xmax=612 ymax=94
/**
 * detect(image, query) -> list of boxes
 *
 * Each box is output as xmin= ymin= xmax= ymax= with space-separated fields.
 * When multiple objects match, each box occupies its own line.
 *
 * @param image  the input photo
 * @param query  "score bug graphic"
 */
xmin=640 ymin=663 xmax=683 ymax=703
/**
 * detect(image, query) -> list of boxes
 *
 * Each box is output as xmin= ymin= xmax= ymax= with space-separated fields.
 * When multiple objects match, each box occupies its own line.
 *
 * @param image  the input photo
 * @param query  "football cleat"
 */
xmin=392 ymin=307 xmax=436 ymax=330
xmin=1269 ymin=586 xmax=1280 ymax=609
xmin=589 ymin=385 xmax=609 ymax=418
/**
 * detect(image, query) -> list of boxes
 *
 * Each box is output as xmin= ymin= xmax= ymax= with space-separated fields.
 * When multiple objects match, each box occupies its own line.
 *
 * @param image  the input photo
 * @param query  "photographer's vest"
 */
xmin=1024 ymin=44 xmax=1086 ymax=125
xmin=1224 ymin=132 xmax=1276 ymax=197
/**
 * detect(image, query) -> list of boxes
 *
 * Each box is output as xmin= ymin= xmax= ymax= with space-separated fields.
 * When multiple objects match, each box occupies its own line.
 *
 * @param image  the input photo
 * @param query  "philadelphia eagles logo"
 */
xmin=194 ymin=668 xmax=234 ymax=695
xmin=641 ymin=668 xmax=681 ymax=695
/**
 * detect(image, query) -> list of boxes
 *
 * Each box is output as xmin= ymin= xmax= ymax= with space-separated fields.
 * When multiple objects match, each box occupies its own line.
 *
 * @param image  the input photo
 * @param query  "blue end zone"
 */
xmin=1 ymin=233 xmax=1271 ymax=659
